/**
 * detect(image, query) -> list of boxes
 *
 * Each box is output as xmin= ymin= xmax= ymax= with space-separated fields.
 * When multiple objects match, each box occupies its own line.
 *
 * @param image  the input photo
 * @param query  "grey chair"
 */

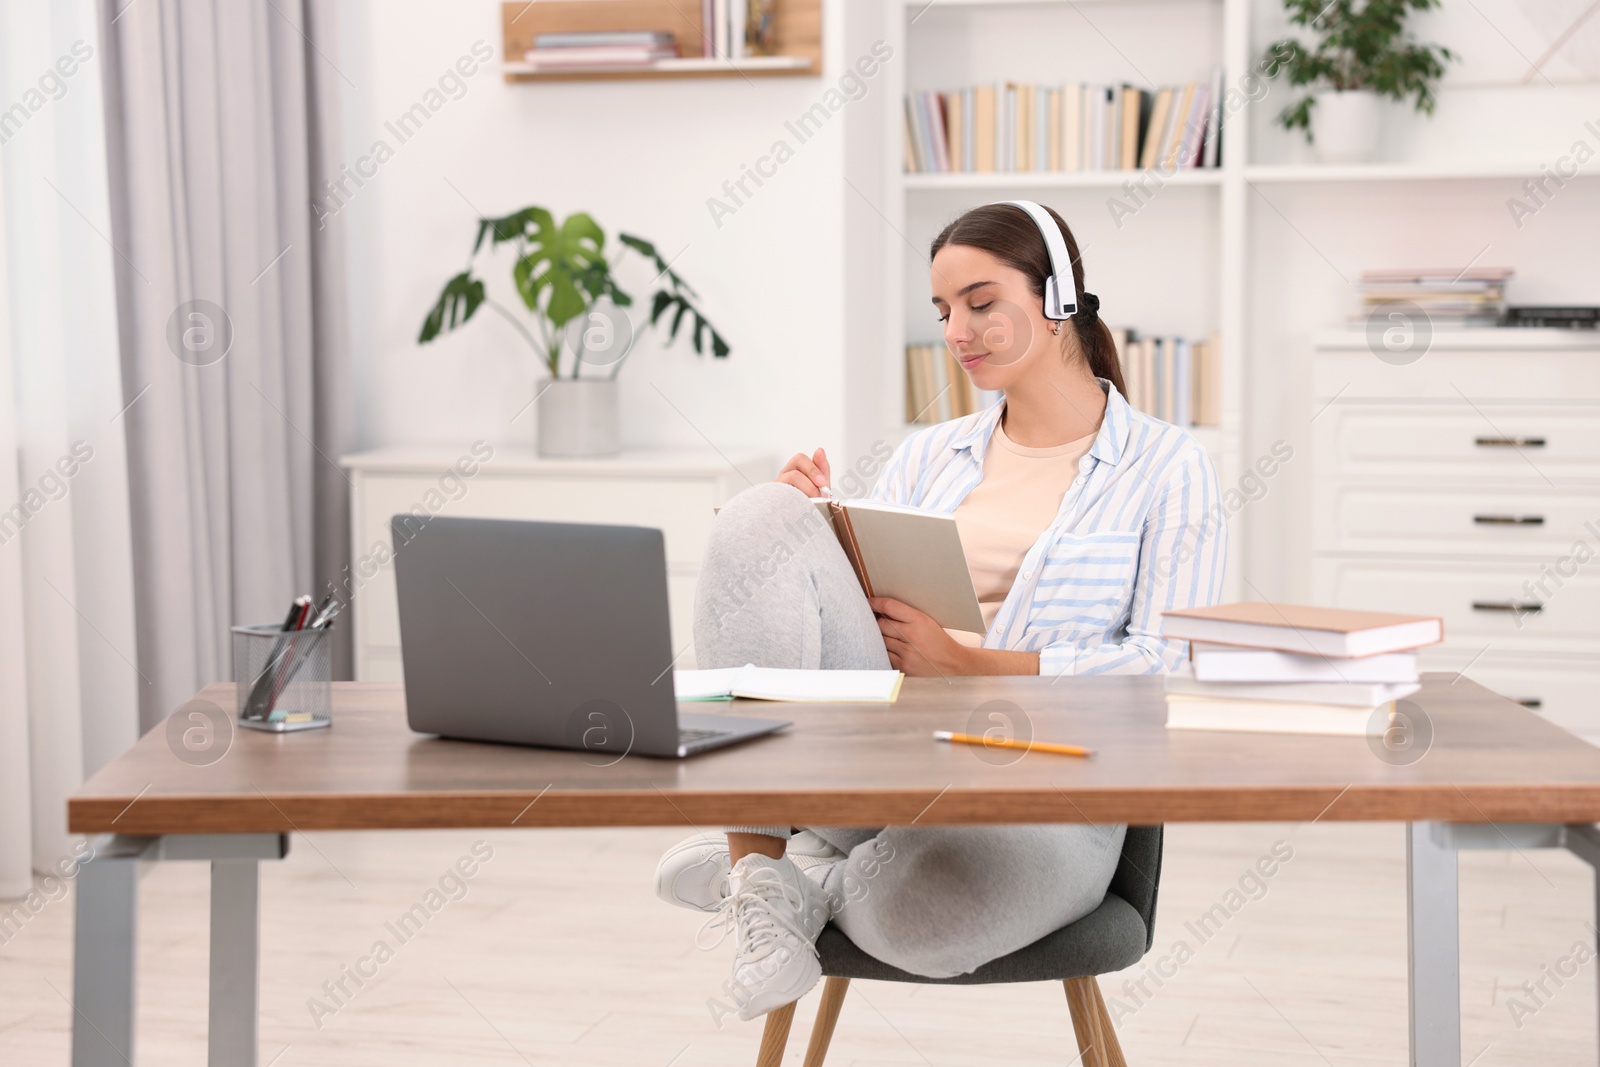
xmin=754 ymin=825 xmax=1163 ymax=1067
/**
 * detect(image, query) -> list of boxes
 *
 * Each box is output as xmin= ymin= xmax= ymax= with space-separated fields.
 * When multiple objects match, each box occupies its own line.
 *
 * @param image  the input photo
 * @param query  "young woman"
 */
xmin=654 ymin=201 xmax=1225 ymax=1021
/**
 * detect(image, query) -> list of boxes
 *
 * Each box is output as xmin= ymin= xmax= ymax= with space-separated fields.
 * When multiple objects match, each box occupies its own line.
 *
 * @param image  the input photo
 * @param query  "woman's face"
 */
xmin=930 ymin=243 xmax=1057 ymax=394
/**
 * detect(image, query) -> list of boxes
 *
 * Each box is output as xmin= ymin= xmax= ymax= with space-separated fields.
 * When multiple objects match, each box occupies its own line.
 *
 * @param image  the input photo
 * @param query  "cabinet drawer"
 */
xmin=1313 ymin=557 xmax=1600 ymax=657
xmin=1313 ymin=485 xmax=1600 ymax=556
xmin=1314 ymin=404 xmax=1600 ymax=484
xmin=1418 ymin=650 xmax=1600 ymax=744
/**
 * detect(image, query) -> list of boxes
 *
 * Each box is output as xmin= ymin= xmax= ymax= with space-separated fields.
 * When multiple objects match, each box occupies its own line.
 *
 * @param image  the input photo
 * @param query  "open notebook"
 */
xmin=674 ymin=665 xmax=903 ymax=703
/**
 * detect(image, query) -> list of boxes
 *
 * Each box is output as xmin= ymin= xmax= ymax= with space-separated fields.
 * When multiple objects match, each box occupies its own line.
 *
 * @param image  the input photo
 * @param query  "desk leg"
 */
xmin=72 ymin=836 xmax=149 ymax=1067
xmin=1408 ymin=822 xmax=1461 ymax=1067
xmin=209 ymin=858 xmax=261 ymax=1067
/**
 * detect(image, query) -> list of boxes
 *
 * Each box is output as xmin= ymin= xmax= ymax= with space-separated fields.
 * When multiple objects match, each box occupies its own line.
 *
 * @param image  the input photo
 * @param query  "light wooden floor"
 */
xmin=1 ymin=821 xmax=1596 ymax=1065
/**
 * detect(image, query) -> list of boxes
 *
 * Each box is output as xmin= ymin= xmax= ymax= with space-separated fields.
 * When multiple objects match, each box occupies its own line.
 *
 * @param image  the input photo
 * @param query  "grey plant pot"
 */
xmin=536 ymin=378 xmax=621 ymax=458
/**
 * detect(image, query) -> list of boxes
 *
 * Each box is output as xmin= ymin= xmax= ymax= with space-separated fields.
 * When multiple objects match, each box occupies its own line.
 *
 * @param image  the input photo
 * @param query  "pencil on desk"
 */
xmin=933 ymin=730 xmax=1095 ymax=759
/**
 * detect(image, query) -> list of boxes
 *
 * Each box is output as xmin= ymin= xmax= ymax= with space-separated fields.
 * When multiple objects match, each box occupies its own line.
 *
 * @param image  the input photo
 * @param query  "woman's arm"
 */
xmin=1038 ymin=443 xmax=1226 ymax=677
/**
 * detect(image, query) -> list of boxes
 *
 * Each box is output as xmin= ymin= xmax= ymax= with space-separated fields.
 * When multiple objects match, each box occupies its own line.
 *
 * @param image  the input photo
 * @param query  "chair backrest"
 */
xmin=1109 ymin=825 xmax=1163 ymax=952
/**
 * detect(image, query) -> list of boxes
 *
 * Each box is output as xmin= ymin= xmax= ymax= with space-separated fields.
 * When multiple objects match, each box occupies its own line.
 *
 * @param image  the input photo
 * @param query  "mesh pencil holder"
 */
xmin=232 ymin=623 xmax=332 ymax=732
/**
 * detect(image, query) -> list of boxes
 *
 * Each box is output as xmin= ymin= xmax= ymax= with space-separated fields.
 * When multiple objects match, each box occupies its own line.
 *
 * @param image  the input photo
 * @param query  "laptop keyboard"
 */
xmin=678 ymin=726 xmax=729 ymax=747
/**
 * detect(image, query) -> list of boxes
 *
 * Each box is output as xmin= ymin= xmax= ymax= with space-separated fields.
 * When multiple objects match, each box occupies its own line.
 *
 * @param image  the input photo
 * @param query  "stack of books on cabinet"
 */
xmin=1114 ymin=329 xmax=1221 ymax=427
xmin=1158 ymin=604 xmax=1442 ymax=736
xmin=905 ymin=69 xmax=1224 ymax=174
xmin=1351 ymin=267 xmax=1513 ymax=329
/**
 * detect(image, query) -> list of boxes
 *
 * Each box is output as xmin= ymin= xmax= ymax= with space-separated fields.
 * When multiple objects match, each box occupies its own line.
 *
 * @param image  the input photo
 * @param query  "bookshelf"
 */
xmin=499 ymin=0 xmax=822 ymax=82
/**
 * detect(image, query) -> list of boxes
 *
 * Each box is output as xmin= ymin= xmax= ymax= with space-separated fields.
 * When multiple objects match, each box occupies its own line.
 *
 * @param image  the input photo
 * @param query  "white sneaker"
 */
xmin=700 ymin=854 xmax=833 ymax=1020
xmin=654 ymin=831 xmax=843 ymax=913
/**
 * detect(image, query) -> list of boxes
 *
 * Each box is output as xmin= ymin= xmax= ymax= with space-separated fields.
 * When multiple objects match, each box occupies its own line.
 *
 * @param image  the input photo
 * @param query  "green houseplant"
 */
xmin=1263 ymin=0 xmax=1455 ymax=163
xmin=418 ymin=206 xmax=729 ymax=456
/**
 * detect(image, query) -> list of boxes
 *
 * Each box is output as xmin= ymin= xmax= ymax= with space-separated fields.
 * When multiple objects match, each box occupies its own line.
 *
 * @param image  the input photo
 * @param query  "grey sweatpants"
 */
xmin=694 ymin=481 xmax=1127 ymax=979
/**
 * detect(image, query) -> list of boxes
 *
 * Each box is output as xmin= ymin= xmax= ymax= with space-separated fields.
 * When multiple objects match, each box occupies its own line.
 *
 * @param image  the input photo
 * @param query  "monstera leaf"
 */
xmin=507 ymin=210 xmax=607 ymax=331
xmin=417 ymin=271 xmax=485 ymax=343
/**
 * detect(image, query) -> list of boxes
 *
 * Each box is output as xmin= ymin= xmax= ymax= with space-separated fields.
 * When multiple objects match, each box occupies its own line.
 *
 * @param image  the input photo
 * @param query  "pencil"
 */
xmin=933 ymin=730 xmax=1095 ymax=759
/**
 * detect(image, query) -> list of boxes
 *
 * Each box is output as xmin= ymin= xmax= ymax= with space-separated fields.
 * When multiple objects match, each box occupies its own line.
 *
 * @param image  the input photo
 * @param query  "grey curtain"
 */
xmin=98 ymin=0 xmax=353 ymax=729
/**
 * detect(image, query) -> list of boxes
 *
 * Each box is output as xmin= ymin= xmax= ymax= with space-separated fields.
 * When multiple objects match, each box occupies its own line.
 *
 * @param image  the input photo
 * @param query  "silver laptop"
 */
xmin=390 ymin=515 xmax=789 ymax=758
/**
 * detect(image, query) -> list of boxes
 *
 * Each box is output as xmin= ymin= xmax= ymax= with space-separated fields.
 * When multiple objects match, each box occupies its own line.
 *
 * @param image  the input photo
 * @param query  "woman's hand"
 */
xmin=776 ymin=448 xmax=831 ymax=498
xmin=870 ymin=597 xmax=974 ymax=676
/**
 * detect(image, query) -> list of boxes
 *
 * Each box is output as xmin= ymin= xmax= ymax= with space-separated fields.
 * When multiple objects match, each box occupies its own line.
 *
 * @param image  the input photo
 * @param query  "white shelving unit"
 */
xmin=847 ymin=0 xmax=1600 ymax=606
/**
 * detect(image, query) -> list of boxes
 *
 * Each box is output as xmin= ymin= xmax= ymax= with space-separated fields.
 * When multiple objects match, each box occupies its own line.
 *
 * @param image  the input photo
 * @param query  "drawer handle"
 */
xmin=1514 ymin=698 xmax=1543 ymax=710
xmin=1475 ymin=436 xmax=1546 ymax=448
xmin=1472 ymin=514 xmax=1546 ymax=526
xmin=1471 ymin=600 xmax=1543 ymax=614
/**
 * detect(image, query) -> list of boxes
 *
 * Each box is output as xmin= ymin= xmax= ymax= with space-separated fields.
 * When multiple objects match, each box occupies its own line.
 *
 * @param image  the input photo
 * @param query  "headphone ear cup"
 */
xmin=1043 ymin=274 xmax=1076 ymax=319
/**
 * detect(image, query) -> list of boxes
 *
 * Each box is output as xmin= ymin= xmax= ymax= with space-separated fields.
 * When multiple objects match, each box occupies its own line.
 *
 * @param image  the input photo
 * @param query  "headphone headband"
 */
xmin=997 ymin=200 xmax=1077 ymax=320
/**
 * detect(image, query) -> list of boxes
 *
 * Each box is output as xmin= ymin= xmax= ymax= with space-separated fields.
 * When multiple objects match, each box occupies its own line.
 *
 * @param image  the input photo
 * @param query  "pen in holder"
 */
xmin=233 ymin=622 xmax=332 ymax=732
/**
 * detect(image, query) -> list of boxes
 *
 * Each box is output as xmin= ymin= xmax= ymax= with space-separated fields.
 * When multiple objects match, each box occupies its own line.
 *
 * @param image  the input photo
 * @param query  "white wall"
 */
xmin=336 ymin=0 xmax=857 ymax=470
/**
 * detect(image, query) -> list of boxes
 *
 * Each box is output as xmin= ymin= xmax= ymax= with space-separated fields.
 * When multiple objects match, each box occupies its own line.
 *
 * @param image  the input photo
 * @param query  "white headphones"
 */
xmin=997 ymin=200 xmax=1077 ymax=320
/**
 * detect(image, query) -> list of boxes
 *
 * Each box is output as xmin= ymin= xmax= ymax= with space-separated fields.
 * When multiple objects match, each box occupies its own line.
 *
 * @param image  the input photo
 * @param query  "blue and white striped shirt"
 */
xmin=868 ymin=379 xmax=1226 ymax=676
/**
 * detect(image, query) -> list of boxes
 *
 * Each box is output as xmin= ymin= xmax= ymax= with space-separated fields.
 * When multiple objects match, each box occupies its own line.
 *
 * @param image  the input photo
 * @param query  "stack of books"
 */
xmin=522 ymin=31 xmax=679 ymax=71
xmin=1158 ymin=603 xmax=1443 ymax=736
xmin=1351 ymin=268 xmax=1513 ymax=329
xmin=905 ymin=70 xmax=1225 ymax=175
xmin=905 ymin=343 xmax=1000 ymax=423
xmin=1114 ymin=330 xmax=1220 ymax=427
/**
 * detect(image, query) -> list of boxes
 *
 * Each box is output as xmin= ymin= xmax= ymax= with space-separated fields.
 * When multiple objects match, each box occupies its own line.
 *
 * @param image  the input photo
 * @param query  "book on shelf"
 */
xmin=904 ymin=343 xmax=998 ymax=423
xmin=534 ymin=31 xmax=676 ymax=49
xmin=522 ymin=43 xmax=679 ymax=68
xmin=1352 ymin=267 xmax=1513 ymax=328
xmin=1160 ymin=602 xmax=1444 ymax=659
xmin=1112 ymin=330 xmax=1220 ymax=428
xmin=1188 ymin=642 xmax=1419 ymax=684
xmin=903 ymin=68 xmax=1224 ymax=176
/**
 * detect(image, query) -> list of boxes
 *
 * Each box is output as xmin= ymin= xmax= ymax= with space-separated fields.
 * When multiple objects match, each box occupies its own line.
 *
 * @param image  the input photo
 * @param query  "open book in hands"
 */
xmin=812 ymin=497 xmax=985 ymax=633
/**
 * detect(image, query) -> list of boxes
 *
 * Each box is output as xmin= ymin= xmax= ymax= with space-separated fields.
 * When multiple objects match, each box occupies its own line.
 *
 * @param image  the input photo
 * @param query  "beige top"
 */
xmin=948 ymin=416 xmax=1096 ymax=648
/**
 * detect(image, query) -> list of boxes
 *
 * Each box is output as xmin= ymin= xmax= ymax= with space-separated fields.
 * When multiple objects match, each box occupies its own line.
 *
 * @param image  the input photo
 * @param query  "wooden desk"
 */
xmin=67 ymin=675 xmax=1600 ymax=1067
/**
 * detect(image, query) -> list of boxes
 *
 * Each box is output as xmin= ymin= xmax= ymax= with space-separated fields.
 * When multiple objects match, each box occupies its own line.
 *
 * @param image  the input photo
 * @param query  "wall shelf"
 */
xmin=500 ymin=0 xmax=820 ymax=83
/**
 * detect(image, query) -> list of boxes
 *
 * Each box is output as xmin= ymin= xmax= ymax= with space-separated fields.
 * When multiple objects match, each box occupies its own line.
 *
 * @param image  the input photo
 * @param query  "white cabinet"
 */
xmin=1311 ymin=330 xmax=1600 ymax=741
xmin=341 ymin=446 xmax=774 ymax=681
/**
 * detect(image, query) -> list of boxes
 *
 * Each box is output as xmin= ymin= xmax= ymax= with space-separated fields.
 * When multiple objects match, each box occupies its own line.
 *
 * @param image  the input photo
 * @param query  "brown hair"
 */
xmin=930 ymin=203 xmax=1125 ymax=397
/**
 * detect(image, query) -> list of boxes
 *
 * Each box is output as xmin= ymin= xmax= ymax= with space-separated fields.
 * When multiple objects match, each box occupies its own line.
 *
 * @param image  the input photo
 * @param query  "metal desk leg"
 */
xmin=72 ymin=836 xmax=153 ymax=1067
xmin=1408 ymin=821 xmax=1462 ymax=1067
xmin=209 ymin=859 xmax=261 ymax=1067
xmin=153 ymin=834 xmax=286 ymax=1067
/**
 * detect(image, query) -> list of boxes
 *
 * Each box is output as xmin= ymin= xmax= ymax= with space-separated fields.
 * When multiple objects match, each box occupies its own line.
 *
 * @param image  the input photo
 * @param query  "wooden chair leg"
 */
xmin=755 ymin=1000 xmax=797 ymax=1067
xmin=1063 ymin=977 xmax=1111 ymax=1067
xmin=802 ymin=977 xmax=850 ymax=1067
xmin=1087 ymin=978 xmax=1128 ymax=1067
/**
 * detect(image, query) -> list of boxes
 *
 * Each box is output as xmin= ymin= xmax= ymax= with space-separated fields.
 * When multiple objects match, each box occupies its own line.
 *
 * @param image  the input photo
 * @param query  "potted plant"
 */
xmin=419 ymin=206 xmax=729 ymax=457
xmin=1264 ymin=0 xmax=1455 ymax=164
